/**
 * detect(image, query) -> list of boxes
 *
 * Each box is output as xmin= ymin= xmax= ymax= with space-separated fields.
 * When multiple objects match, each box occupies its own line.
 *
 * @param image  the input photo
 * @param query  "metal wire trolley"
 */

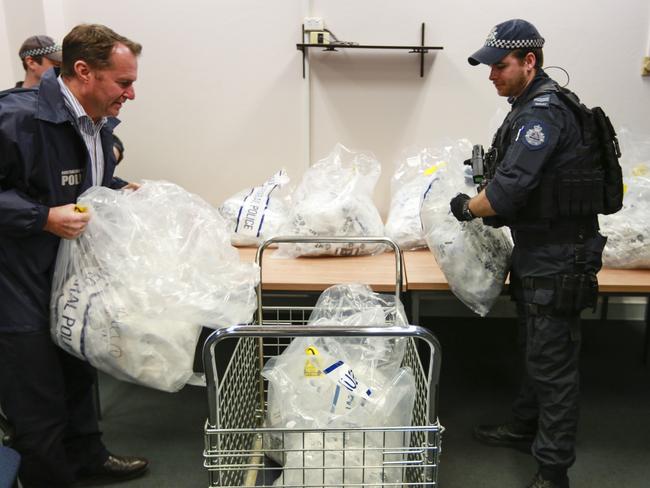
xmin=203 ymin=237 xmax=443 ymax=487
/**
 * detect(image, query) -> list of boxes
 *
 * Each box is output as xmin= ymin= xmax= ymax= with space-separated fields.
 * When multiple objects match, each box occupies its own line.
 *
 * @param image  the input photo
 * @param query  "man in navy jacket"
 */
xmin=0 ymin=24 xmax=147 ymax=487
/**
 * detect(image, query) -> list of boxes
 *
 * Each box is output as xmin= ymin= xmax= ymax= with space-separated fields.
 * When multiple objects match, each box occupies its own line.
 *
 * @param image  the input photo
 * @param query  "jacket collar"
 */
xmin=508 ymin=69 xmax=553 ymax=107
xmin=35 ymin=68 xmax=120 ymax=130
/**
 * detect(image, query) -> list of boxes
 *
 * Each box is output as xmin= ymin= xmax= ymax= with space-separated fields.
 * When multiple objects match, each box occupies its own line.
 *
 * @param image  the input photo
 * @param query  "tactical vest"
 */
xmin=489 ymin=80 xmax=622 ymax=229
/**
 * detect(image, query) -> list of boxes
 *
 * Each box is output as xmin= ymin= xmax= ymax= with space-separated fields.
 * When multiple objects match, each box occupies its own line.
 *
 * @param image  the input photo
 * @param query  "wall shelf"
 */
xmin=296 ymin=23 xmax=443 ymax=78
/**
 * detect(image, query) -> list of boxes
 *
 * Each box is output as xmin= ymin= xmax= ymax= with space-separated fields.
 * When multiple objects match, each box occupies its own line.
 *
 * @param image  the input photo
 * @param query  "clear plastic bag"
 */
xmin=600 ymin=129 xmax=650 ymax=268
xmin=419 ymin=141 xmax=512 ymax=316
xmin=51 ymin=181 xmax=259 ymax=392
xmin=306 ymin=283 xmax=408 ymax=381
xmin=277 ymin=144 xmax=385 ymax=257
xmin=270 ymin=368 xmax=415 ymax=487
xmin=385 ymin=144 xmax=465 ymax=250
xmin=262 ymin=284 xmax=414 ymax=485
xmin=218 ymin=170 xmax=290 ymax=247
xmin=618 ymin=127 xmax=650 ymax=177
xmin=601 ymin=174 xmax=650 ymax=268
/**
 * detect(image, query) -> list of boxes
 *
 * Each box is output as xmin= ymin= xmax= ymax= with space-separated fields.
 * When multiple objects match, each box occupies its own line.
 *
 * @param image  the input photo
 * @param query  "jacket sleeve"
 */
xmin=485 ymin=106 xmax=563 ymax=219
xmin=0 ymin=118 xmax=50 ymax=237
xmin=109 ymin=176 xmax=129 ymax=189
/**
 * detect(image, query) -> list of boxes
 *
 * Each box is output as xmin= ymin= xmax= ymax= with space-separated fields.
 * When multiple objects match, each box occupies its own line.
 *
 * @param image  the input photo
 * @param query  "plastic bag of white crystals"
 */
xmin=277 ymin=144 xmax=385 ymax=257
xmin=219 ymin=170 xmax=290 ymax=247
xmin=51 ymin=181 xmax=259 ymax=392
xmin=419 ymin=142 xmax=512 ymax=316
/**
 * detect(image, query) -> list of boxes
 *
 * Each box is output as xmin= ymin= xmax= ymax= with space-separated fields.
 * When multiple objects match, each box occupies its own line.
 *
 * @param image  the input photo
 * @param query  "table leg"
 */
xmin=600 ymin=295 xmax=609 ymax=321
xmin=643 ymin=296 xmax=650 ymax=364
xmin=411 ymin=292 xmax=420 ymax=325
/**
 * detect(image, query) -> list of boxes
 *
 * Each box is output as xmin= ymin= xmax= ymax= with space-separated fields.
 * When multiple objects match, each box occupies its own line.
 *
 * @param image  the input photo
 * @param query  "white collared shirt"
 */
xmin=57 ymin=76 xmax=107 ymax=186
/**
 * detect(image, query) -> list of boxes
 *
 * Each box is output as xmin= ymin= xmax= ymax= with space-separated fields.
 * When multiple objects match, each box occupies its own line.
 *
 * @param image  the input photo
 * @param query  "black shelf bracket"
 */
xmin=297 ymin=22 xmax=443 ymax=78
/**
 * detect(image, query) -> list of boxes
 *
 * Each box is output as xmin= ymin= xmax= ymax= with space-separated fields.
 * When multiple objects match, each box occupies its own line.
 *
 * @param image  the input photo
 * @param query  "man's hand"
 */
xmin=450 ymin=193 xmax=475 ymax=222
xmin=122 ymin=182 xmax=140 ymax=191
xmin=44 ymin=204 xmax=91 ymax=239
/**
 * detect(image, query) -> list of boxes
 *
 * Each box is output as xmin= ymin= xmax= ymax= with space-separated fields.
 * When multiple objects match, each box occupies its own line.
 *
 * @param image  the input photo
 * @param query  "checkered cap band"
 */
xmin=485 ymin=38 xmax=544 ymax=49
xmin=19 ymin=44 xmax=61 ymax=59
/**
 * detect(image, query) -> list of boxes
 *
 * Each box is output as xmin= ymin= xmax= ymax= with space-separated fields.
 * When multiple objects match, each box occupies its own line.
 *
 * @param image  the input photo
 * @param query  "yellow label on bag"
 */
xmin=424 ymin=161 xmax=447 ymax=175
xmin=74 ymin=205 xmax=87 ymax=213
xmin=304 ymin=346 xmax=322 ymax=377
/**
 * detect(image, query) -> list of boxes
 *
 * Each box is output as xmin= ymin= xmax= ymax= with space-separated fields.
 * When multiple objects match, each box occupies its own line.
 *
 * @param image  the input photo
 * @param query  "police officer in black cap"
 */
xmin=450 ymin=19 xmax=607 ymax=488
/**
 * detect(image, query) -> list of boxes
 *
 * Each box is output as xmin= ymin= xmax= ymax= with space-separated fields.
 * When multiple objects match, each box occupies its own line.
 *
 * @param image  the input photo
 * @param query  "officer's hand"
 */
xmin=450 ymin=193 xmax=474 ymax=222
xmin=44 ymin=204 xmax=91 ymax=239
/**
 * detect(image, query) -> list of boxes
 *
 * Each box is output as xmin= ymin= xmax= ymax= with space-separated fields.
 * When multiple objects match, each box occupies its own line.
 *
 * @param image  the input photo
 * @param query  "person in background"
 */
xmin=16 ymin=35 xmax=62 ymax=88
xmin=449 ymin=19 xmax=606 ymax=488
xmin=0 ymin=24 xmax=147 ymax=487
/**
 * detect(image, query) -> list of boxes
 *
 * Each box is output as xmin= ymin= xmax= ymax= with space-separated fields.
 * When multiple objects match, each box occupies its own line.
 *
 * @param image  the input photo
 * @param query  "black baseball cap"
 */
xmin=18 ymin=35 xmax=62 ymax=62
xmin=468 ymin=19 xmax=544 ymax=66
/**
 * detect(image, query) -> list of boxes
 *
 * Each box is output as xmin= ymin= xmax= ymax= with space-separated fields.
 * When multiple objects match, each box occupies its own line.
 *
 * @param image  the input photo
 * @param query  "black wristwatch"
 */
xmin=462 ymin=199 xmax=475 ymax=220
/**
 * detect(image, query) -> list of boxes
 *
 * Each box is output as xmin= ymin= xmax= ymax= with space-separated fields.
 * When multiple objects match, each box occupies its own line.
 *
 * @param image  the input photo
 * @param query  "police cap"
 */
xmin=468 ymin=19 xmax=544 ymax=66
xmin=19 ymin=35 xmax=62 ymax=62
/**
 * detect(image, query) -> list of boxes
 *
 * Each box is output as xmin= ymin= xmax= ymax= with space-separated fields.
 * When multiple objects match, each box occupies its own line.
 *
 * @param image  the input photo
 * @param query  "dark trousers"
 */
xmin=512 ymin=301 xmax=581 ymax=470
xmin=0 ymin=329 xmax=108 ymax=488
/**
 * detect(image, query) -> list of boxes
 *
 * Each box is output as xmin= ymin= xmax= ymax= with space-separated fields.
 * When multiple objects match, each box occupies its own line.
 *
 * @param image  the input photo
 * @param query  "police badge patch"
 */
xmin=486 ymin=26 xmax=498 ymax=44
xmin=518 ymin=120 xmax=548 ymax=150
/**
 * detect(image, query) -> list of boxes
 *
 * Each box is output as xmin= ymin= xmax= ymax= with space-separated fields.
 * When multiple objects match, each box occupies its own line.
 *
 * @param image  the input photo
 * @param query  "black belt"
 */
xmin=522 ymin=276 xmax=555 ymax=290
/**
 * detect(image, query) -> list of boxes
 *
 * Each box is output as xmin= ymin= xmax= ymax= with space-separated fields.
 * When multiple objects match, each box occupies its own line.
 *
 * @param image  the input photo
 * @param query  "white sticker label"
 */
xmin=322 ymin=359 xmax=374 ymax=415
xmin=323 ymin=360 xmax=373 ymax=398
xmin=235 ymin=170 xmax=286 ymax=237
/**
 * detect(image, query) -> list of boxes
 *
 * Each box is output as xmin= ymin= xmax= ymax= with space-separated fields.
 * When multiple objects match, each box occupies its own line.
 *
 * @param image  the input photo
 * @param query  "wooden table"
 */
xmin=403 ymin=248 xmax=650 ymax=360
xmin=403 ymin=248 xmax=650 ymax=293
xmin=238 ymin=246 xmax=650 ymax=299
xmin=237 ymin=247 xmax=405 ymax=293
xmin=236 ymin=245 xmax=650 ymax=324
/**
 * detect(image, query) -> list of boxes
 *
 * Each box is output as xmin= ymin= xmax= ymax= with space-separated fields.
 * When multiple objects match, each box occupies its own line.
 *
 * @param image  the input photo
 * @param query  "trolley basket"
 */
xmin=203 ymin=236 xmax=443 ymax=487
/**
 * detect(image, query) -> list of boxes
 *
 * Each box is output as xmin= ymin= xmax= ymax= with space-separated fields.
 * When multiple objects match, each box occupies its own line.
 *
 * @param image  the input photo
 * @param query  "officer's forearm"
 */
xmin=468 ymin=189 xmax=497 ymax=217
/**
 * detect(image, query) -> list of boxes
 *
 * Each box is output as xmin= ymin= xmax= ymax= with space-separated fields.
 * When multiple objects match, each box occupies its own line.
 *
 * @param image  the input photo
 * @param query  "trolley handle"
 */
xmin=202 ymin=323 xmax=441 ymax=427
xmin=254 ymin=236 xmax=404 ymax=325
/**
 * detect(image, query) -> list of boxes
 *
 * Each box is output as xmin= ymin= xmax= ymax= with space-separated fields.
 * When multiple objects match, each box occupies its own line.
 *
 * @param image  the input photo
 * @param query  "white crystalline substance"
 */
xmin=263 ymin=284 xmax=415 ymax=485
xmin=51 ymin=181 xmax=259 ymax=392
xmin=273 ymin=431 xmax=403 ymax=487
xmin=422 ymin=208 xmax=512 ymax=316
xmin=279 ymin=144 xmax=385 ymax=257
xmin=601 ymin=175 xmax=650 ymax=268
xmin=385 ymin=175 xmax=431 ymax=250
xmin=419 ymin=153 xmax=511 ymax=316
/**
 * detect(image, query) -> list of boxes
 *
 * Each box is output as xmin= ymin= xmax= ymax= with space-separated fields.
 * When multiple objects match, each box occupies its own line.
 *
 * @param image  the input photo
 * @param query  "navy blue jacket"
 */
xmin=0 ymin=69 xmax=126 ymax=332
xmin=484 ymin=70 xmax=606 ymax=279
xmin=485 ymin=70 xmax=594 ymax=226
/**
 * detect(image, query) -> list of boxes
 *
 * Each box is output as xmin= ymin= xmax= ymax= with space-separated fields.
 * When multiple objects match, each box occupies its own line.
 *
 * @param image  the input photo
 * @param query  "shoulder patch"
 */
xmin=532 ymin=94 xmax=550 ymax=108
xmin=516 ymin=120 xmax=549 ymax=150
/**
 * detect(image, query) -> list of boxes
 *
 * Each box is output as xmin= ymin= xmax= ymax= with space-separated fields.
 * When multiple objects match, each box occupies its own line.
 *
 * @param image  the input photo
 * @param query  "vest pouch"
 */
xmin=592 ymin=106 xmax=624 ymax=214
xmin=553 ymin=273 xmax=598 ymax=315
xmin=557 ymin=169 xmax=604 ymax=217
xmin=553 ymin=274 xmax=576 ymax=314
xmin=576 ymin=273 xmax=598 ymax=312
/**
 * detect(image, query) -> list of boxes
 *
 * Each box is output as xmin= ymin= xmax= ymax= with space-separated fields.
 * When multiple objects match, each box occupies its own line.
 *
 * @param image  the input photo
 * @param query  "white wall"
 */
xmin=0 ymin=2 xmax=13 ymax=88
xmin=56 ymin=0 xmax=307 ymax=207
xmin=306 ymin=0 xmax=650 ymax=214
xmin=1 ymin=0 xmax=649 ymax=213
xmin=2 ymin=0 xmax=47 ymax=83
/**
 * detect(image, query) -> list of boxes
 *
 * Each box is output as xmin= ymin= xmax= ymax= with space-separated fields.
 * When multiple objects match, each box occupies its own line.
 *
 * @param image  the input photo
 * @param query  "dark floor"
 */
xmin=96 ymin=316 xmax=650 ymax=488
